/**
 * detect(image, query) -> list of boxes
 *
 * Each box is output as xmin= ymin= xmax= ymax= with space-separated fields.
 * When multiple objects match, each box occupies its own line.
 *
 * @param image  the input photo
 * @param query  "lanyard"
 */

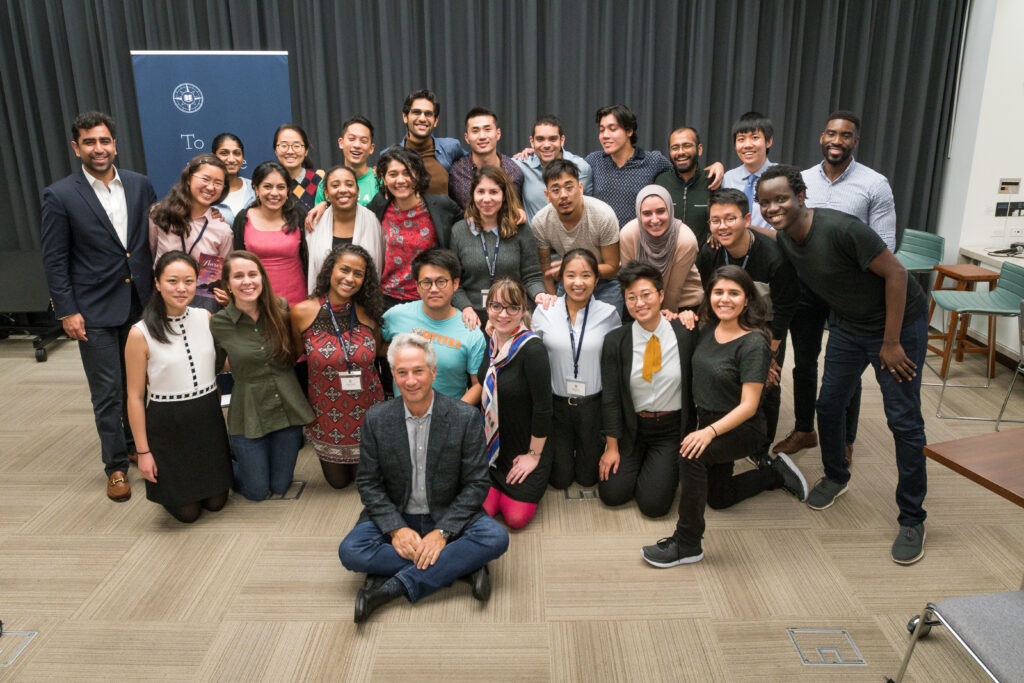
xmin=180 ymin=218 xmax=209 ymax=256
xmin=723 ymin=231 xmax=753 ymax=271
xmin=565 ymin=298 xmax=591 ymax=379
xmin=325 ymin=300 xmax=357 ymax=371
xmin=478 ymin=228 xmax=500 ymax=281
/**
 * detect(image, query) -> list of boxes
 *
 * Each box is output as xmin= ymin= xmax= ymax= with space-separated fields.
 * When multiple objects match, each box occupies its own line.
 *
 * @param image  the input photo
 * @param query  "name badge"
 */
xmin=566 ymin=379 xmax=586 ymax=397
xmin=480 ymin=289 xmax=490 ymax=304
xmin=339 ymin=371 xmax=362 ymax=392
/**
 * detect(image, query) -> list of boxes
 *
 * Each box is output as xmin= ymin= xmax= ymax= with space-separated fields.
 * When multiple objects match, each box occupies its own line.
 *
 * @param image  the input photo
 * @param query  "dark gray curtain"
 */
xmin=2 ymin=0 xmax=966 ymax=258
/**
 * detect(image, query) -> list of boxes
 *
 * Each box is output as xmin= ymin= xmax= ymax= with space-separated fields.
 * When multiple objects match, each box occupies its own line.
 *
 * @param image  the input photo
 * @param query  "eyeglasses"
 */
xmin=670 ymin=142 xmax=697 ymax=151
xmin=275 ymin=142 xmax=306 ymax=152
xmin=416 ymin=277 xmax=450 ymax=291
xmin=486 ymin=301 xmax=523 ymax=315
xmin=708 ymin=215 xmax=743 ymax=227
xmin=194 ymin=174 xmax=225 ymax=189
xmin=625 ymin=290 xmax=659 ymax=305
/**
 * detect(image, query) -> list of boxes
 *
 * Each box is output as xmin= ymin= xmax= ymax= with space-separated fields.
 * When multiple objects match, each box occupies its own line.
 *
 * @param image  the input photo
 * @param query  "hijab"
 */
xmin=634 ymin=185 xmax=681 ymax=275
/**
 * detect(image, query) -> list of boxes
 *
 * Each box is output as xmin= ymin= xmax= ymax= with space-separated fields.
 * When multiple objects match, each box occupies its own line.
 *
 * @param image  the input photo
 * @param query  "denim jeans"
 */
xmin=789 ymin=287 xmax=860 ymax=442
xmin=228 ymin=425 xmax=303 ymax=501
xmin=815 ymin=314 xmax=928 ymax=527
xmin=338 ymin=514 xmax=509 ymax=603
xmin=557 ymin=278 xmax=623 ymax=317
xmin=79 ymin=322 xmax=134 ymax=476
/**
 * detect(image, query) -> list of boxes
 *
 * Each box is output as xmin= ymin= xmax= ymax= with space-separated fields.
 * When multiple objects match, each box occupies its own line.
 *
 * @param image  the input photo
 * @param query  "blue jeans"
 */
xmin=79 ymin=322 xmax=134 ymax=476
xmin=557 ymin=278 xmax=623 ymax=316
xmin=815 ymin=314 xmax=928 ymax=527
xmin=228 ymin=425 xmax=303 ymax=501
xmin=338 ymin=514 xmax=509 ymax=603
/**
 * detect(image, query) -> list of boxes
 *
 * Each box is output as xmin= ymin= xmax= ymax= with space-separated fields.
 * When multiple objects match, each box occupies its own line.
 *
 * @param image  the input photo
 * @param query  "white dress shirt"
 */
xmin=83 ymin=165 xmax=128 ymax=247
xmin=532 ymin=295 xmax=620 ymax=397
xmin=629 ymin=317 xmax=682 ymax=412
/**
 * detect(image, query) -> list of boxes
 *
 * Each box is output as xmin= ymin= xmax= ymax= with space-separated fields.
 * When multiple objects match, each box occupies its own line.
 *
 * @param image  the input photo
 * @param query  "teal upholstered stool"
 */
xmin=895 ymin=229 xmax=944 ymax=273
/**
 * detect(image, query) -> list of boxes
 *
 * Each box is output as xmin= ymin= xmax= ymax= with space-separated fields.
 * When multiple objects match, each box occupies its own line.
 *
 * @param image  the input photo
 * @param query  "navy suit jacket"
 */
xmin=40 ymin=167 xmax=156 ymax=327
xmin=355 ymin=392 xmax=489 ymax=537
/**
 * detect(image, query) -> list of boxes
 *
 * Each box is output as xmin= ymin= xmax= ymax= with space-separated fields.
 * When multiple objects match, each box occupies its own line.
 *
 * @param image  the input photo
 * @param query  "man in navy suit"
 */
xmin=339 ymin=333 xmax=509 ymax=623
xmin=40 ymin=111 xmax=156 ymax=502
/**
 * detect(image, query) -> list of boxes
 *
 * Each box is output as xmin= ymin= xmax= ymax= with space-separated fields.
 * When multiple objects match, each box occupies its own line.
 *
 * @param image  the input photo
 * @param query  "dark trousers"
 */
xmin=761 ymin=337 xmax=786 ymax=453
xmin=547 ymin=395 xmax=604 ymax=489
xmin=78 ymin=289 xmax=142 ymax=477
xmin=674 ymin=411 xmax=772 ymax=545
xmin=816 ymin=314 xmax=928 ymax=527
xmin=599 ymin=411 xmax=681 ymax=517
xmin=789 ymin=288 xmax=860 ymax=442
xmin=338 ymin=513 xmax=509 ymax=603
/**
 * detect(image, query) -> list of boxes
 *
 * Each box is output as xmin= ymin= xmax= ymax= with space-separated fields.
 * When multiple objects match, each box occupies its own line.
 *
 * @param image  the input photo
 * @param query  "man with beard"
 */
xmin=393 ymin=89 xmax=467 ymax=195
xmin=655 ymin=126 xmax=714 ymax=246
xmin=756 ymin=165 xmax=928 ymax=565
xmin=772 ymin=112 xmax=897 ymax=460
xmin=514 ymin=114 xmax=593 ymax=221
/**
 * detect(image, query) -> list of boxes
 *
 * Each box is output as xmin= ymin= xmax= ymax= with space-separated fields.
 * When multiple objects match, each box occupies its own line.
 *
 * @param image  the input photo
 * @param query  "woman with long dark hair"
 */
xmin=227 ymin=160 xmax=309 ymax=307
xmin=124 ymin=251 xmax=232 ymax=523
xmin=210 ymin=251 xmax=315 ymax=501
xmin=274 ymin=123 xmax=325 ymax=211
xmin=450 ymin=165 xmax=552 ymax=329
xmin=367 ymin=146 xmax=461 ymax=309
xmin=212 ymin=133 xmax=256 ymax=223
xmin=149 ymin=154 xmax=234 ymax=311
xmin=290 ymin=244 xmax=385 ymax=489
xmin=641 ymin=265 xmax=807 ymax=568
xmin=531 ymin=248 xmax=620 ymax=489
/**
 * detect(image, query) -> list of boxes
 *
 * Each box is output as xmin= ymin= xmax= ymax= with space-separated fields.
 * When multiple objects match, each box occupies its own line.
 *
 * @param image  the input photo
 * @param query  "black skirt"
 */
xmin=145 ymin=391 xmax=232 ymax=507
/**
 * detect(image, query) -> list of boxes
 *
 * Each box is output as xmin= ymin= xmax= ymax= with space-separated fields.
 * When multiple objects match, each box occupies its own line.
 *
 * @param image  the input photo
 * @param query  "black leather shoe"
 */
xmin=363 ymin=574 xmax=387 ymax=591
xmin=468 ymin=565 xmax=491 ymax=602
xmin=354 ymin=586 xmax=393 ymax=623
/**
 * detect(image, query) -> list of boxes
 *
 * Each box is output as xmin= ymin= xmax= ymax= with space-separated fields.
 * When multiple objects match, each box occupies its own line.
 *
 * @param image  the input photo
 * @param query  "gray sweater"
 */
xmin=449 ymin=219 xmax=546 ymax=311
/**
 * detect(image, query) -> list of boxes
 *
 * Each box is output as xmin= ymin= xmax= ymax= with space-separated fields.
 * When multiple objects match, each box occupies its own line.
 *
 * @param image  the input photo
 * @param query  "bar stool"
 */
xmin=894 ymin=229 xmax=945 ymax=274
xmin=926 ymin=264 xmax=1000 ymax=379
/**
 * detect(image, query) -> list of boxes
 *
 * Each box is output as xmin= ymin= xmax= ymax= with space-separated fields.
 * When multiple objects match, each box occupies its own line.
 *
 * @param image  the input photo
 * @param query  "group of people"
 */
xmin=39 ymin=90 xmax=928 ymax=623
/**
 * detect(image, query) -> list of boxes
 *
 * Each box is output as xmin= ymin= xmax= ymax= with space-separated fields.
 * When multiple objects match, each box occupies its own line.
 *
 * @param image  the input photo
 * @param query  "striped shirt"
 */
xmin=723 ymin=159 xmax=776 ymax=229
xmin=801 ymin=159 xmax=896 ymax=251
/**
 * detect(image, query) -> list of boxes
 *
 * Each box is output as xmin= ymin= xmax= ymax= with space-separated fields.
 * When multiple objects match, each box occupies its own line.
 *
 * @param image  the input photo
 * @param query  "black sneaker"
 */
xmin=806 ymin=477 xmax=849 ymax=510
xmin=745 ymin=451 xmax=772 ymax=469
xmin=642 ymin=537 xmax=704 ymax=567
xmin=891 ymin=524 xmax=926 ymax=565
xmin=770 ymin=453 xmax=809 ymax=501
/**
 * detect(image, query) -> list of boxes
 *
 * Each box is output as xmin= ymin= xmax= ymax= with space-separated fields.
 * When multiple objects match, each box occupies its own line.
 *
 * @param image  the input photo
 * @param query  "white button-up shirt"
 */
xmin=629 ymin=317 xmax=682 ymax=412
xmin=83 ymin=165 xmax=128 ymax=247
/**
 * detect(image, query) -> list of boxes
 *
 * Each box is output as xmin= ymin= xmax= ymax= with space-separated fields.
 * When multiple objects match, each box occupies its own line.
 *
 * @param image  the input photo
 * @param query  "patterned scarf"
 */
xmin=482 ymin=326 xmax=535 ymax=466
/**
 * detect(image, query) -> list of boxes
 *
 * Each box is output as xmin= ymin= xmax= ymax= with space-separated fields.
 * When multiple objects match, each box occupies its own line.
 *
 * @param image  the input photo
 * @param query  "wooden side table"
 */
xmin=927 ymin=264 xmax=1001 ymax=379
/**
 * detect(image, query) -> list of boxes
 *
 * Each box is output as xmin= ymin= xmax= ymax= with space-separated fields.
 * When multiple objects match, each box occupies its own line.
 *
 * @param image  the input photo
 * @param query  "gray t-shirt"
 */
xmin=776 ymin=208 xmax=927 ymax=337
xmin=530 ymin=196 xmax=619 ymax=263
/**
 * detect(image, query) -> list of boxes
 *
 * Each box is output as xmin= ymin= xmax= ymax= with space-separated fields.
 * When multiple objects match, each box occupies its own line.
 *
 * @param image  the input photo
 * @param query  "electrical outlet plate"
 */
xmin=1009 ymin=226 xmax=1024 ymax=237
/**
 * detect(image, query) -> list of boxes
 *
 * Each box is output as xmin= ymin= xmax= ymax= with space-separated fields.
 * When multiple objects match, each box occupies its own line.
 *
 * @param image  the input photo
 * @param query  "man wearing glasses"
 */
xmin=394 ymin=89 xmax=467 ymax=196
xmin=382 ymin=248 xmax=486 ymax=404
xmin=655 ymin=126 xmax=714 ymax=247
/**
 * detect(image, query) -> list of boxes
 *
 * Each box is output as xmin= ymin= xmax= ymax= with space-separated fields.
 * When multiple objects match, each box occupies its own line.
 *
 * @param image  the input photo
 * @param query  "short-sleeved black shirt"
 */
xmin=692 ymin=323 xmax=769 ymax=413
xmin=776 ymin=208 xmax=927 ymax=337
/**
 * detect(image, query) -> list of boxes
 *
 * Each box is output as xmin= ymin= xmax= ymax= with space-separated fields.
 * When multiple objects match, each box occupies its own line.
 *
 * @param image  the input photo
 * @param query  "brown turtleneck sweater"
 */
xmin=404 ymin=135 xmax=449 ymax=195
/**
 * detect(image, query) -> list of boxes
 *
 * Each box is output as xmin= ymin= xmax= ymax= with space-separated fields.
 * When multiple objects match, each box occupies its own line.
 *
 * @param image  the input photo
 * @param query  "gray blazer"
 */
xmin=355 ymin=392 xmax=489 ymax=536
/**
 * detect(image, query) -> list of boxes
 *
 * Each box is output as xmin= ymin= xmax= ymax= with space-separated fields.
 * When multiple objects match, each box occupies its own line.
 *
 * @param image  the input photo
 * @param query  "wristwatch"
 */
xmin=528 ymin=449 xmax=538 ymax=457
xmin=438 ymin=529 xmax=454 ymax=541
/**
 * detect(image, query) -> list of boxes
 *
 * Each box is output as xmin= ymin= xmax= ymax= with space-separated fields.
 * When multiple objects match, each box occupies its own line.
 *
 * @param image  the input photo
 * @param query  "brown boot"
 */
xmin=772 ymin=430 xmax=818 ymax=455
xmin=107 ymin=471 xmax=131 ymax=502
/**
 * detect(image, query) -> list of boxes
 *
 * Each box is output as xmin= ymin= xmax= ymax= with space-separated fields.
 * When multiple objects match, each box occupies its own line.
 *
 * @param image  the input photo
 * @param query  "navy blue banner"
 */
xmin=130 ymin=51 xmax=291 ymax=196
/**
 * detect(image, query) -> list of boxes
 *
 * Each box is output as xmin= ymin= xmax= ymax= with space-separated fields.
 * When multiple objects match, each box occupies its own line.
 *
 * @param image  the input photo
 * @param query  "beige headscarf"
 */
xmin=634 ymin=185 xmax=681 ymax=276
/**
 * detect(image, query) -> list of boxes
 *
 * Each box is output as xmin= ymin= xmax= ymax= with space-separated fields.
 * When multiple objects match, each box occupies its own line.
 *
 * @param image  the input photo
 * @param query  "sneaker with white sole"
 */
xmin=805 ymin=477 xmax=849 ymax=510
xmin=891 ymin=524 xmax=926 ymax=565
xmin=642 ymin=537 xmax=704 ymax=567
xmin=771 ymin=453 xmax=809 ymax=501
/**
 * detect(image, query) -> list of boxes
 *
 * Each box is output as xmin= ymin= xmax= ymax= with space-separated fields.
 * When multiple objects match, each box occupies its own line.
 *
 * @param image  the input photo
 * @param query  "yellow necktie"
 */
xmin=642 ymin=334 xmax=662 ymax=382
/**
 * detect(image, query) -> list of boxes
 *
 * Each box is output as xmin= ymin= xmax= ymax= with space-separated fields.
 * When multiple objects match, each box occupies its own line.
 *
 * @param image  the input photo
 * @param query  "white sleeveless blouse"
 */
xmin=134 ymin=307 xmax=218 ymax=402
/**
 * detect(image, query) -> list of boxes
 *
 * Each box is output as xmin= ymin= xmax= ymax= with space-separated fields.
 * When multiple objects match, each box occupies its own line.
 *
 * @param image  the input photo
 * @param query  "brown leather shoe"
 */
xmin=107 ymin=471 xmax=131 ymax=501
xmin=772 ymin=430 xmax=818 ymax=455
xmin=845 ymin=443 xmax=853 ymax=468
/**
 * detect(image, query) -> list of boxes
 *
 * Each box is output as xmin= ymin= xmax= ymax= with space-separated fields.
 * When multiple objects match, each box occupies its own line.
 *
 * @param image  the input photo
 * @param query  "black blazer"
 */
xmin=355 ymin=392 xmax=489 ymax=536
xmin=40 ymin=167 xmax=157 ymax=326
xmin=231 ymin=206 xmax=309 ymax=275
xmin=600 ymin=319 xmax=697 ymax=458
xmin=367 ymin=193 xmax=462 ymax=249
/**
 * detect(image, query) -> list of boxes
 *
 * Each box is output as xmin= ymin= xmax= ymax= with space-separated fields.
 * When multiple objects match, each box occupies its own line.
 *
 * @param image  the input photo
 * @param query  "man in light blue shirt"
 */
xmin=800 ymin=110 xmax=897 ymax=251
xmin=722 ymin=112 xmax=777 ymax=230
xmin=514 ymin=115 xmax=593 ymax=221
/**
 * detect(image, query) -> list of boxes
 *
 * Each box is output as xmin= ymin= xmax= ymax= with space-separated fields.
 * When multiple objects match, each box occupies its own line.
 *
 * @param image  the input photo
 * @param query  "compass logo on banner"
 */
xmin=172 ymin=83 xmax=204 ymax=113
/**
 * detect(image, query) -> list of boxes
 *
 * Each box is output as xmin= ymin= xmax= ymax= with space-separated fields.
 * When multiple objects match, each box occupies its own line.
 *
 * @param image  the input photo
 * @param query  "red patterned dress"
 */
xmin=302 ymin=298 xmax=384 ymax=464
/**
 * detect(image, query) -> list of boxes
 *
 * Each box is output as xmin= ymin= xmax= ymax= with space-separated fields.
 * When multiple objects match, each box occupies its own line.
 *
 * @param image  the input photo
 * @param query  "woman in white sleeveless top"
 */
xmin=124 ymin=251 xmax=232 ymax=523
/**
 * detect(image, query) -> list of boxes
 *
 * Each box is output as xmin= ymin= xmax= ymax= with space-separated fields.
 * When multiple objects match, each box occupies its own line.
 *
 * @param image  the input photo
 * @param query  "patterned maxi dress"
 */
xmin=302 ymin=298 xmax=384 ymax=464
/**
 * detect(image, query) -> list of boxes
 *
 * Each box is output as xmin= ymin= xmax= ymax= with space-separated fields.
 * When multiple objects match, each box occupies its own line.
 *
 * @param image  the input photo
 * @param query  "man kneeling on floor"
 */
xmin=339 ymin=333 xmax=509 ymax=622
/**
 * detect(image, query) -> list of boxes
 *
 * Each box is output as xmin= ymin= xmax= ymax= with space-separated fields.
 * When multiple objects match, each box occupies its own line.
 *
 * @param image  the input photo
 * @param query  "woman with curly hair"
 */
xmin=149 ymin=154 xmax=233 ymax=311
xmin=290 ymin=244 xmax=385 ymax=488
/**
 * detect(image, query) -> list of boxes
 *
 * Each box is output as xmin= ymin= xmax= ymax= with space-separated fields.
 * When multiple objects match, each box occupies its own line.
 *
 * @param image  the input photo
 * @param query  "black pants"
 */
xmin=599 ymin=411 xmax=680 ymax=517
xmin=547 ymin=395 xmax=603 ymax=489
xmin=674 ymin=410 xmax=780 ymax=545
xmin=78 ymin=287 xmax=143 ymax=476
xmin=789 ymin=288 xmax=859 ymax=442
xmin=760 ymin=337 xmax=786 ymax=454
